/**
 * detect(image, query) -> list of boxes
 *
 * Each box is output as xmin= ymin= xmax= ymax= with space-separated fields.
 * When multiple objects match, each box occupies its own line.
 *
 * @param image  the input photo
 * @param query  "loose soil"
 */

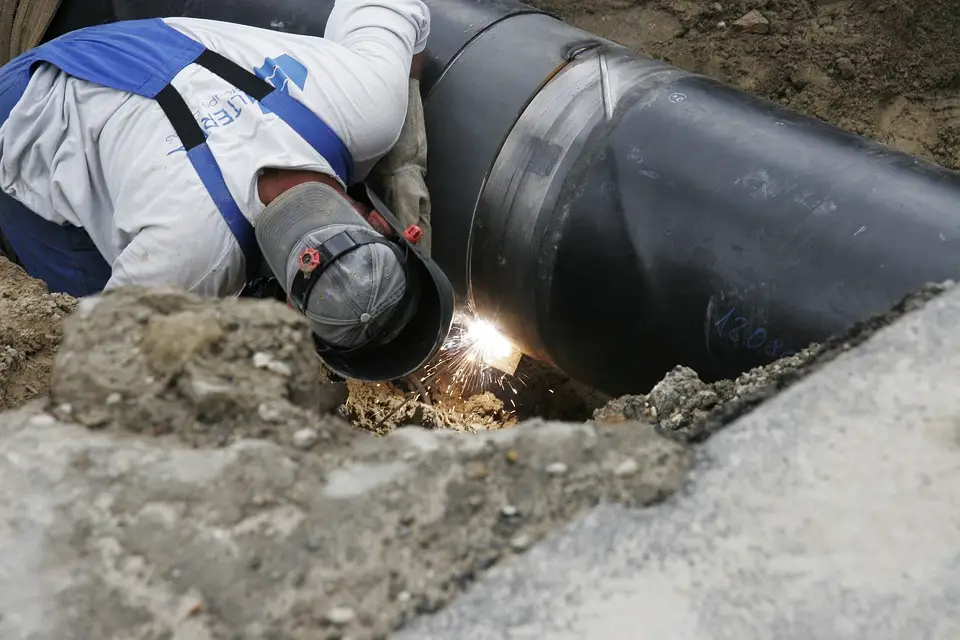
xmin=0 ymin=258 xmax=75 ymax=411
xmin=2 ymin=0 xmax=959 ymax=430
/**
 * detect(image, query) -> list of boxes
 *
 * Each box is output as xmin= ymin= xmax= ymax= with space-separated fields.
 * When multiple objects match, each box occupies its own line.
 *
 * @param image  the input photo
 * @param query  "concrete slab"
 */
xmin=397 ymin=285 xmax=960 ymax=639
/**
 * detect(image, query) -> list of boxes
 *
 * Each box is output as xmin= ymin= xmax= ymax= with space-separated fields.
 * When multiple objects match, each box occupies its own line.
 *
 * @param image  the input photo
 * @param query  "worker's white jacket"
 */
xmin=0 ymin=2 xmax=429 ymax=296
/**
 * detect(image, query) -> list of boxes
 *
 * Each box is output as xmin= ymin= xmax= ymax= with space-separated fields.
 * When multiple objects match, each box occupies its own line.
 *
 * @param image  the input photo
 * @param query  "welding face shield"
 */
xmin=254 ymin=181 xmax=454 ymax=381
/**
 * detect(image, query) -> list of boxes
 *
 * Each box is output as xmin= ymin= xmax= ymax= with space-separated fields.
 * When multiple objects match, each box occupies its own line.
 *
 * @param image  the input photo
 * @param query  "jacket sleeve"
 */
xmin=103 ymin=215 xmax=247 ymax=298
xmin=317 ymin=0 xmax=431 ymax=172
xmin=324 ymin=0 xmax=430 ymax=62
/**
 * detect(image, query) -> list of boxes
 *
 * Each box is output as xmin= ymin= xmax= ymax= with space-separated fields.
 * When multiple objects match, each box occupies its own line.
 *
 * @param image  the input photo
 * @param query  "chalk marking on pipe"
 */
xmin=599 ymin=51 xmax=615 ymax=120
xmin=704 ymin=296 xmax=716 ymax=359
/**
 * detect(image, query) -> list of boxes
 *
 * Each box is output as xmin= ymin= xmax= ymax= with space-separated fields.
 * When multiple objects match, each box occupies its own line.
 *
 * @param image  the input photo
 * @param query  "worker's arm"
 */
xmin=307 ymin=0 xmax=430 ymax=182
xmin=320 ymin=0 xmax=434 ymax=252
xmin=324 ymin=0 xmax=430 ymax=75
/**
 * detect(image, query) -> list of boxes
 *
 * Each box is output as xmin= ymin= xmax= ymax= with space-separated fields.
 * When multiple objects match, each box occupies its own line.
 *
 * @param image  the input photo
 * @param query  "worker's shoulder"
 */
xmin=163 ymin=17 xmax=331 ymax=52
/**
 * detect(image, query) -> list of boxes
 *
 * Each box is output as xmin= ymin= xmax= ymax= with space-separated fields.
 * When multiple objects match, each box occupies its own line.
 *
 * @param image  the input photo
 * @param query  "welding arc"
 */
xmin=47 ymin=0 xmax=960 ymax=397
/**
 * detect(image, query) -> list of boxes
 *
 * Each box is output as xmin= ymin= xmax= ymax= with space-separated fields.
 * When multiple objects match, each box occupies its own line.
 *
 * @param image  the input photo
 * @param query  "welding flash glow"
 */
xmin=422 ymin=312 xmax=523 ymax=398
xmin=464 ymin=319 xmax=514 ymax=364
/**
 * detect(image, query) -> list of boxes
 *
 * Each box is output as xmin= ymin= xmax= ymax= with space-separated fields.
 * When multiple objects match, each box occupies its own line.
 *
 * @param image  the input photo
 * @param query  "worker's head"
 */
xmin=255 ymin=181 xmax=419 ymax=355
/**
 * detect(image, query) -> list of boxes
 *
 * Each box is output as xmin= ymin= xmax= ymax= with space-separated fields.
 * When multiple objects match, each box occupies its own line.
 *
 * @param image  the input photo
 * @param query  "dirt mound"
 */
xmin=0 ymin=257 xmax=75 ymax=411
xmin=595 ymin=345 xmax=821 ymax=441
xmin=540 ymin=0 xmax=960 ymax=169
xmin=49 ymin=285 xmax=358 ymax=450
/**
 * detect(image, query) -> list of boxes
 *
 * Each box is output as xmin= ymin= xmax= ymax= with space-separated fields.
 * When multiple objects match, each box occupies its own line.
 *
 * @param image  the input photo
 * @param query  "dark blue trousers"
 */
xmin=0 ymin=55 xmax=111 ymax=296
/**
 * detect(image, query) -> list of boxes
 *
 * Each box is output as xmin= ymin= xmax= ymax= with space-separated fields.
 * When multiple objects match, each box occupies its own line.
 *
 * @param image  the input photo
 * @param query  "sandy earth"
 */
xmin=0 ymin=258 xmax=75 ymax=411
xmin=1 ymin=0 xmax=958 ymax=431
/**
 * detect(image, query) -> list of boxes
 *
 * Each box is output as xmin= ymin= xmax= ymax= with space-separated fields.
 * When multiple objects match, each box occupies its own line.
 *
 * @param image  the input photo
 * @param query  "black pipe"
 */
xmin=46 ymin=0 xmax=960 ymax=396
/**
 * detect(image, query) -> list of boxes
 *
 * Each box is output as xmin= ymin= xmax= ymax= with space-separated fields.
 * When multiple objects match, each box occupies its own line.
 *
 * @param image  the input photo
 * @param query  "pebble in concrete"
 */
xmin=292 ymin=427 xmax=320 ymax=450
xmin=545 ymin=462 xmax=569 ymax=476
xmin=326 ymin=606 xmax=357 ymax=627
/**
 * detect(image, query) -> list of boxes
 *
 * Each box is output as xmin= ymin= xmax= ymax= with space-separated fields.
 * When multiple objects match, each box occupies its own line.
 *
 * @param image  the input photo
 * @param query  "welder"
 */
xmin=0 ymin=0 xmax=452 ymax=381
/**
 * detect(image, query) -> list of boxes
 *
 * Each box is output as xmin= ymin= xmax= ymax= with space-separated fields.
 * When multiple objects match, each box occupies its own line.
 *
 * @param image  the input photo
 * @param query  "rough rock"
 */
xmin=0 ymin=405 xmax=689 ymax=640
xmin=48 ymin=286 xmax=357 ymax=450
xmin=836 ymin=56 xmax=857 ymax=79
xmin=732 ymin=9 xmax=770 ymax=33
xmin=593 ymin=347 xmax=821 ymax=441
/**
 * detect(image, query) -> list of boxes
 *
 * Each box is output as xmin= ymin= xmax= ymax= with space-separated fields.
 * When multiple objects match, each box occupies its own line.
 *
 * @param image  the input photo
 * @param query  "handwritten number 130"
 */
xmin=714 ymin=307 xmax=790 ymax=359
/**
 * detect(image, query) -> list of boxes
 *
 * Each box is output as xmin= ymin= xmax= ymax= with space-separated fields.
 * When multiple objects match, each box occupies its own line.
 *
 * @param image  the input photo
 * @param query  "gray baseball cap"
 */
xmin=254 ymin=181 xmax=416 ymax=350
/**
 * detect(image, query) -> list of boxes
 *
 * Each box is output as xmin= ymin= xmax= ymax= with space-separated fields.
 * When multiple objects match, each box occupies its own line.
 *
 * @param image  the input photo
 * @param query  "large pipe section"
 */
xmin=46 ymin=0 xmax=960 ymax=396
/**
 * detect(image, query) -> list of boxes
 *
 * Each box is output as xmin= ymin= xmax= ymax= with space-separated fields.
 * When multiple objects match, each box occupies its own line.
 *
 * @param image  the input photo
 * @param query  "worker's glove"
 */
xmin=368 ymin=79 xmax=432 ymax=257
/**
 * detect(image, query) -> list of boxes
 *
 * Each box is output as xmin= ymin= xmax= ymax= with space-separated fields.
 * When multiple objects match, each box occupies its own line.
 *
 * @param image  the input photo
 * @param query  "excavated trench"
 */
xmin=0 ymin=249 xmax=949 ymax=449
xmin=0 ymin=241 xmax=825 ymax=442
xmin=5 ymin=0 xmax=960 ymax=438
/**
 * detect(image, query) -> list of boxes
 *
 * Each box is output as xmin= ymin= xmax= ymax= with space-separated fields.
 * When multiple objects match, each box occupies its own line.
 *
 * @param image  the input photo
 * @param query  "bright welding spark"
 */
xmin=423 ymin=311 xmax=522 ymax=399
xmin=464 ymin=319 xmax=514 ymax=365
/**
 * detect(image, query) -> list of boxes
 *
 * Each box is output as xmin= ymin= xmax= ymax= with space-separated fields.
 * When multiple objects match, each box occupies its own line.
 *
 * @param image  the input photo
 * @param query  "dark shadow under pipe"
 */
xmin=46 ymin=0 xmax=960 ymax=396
